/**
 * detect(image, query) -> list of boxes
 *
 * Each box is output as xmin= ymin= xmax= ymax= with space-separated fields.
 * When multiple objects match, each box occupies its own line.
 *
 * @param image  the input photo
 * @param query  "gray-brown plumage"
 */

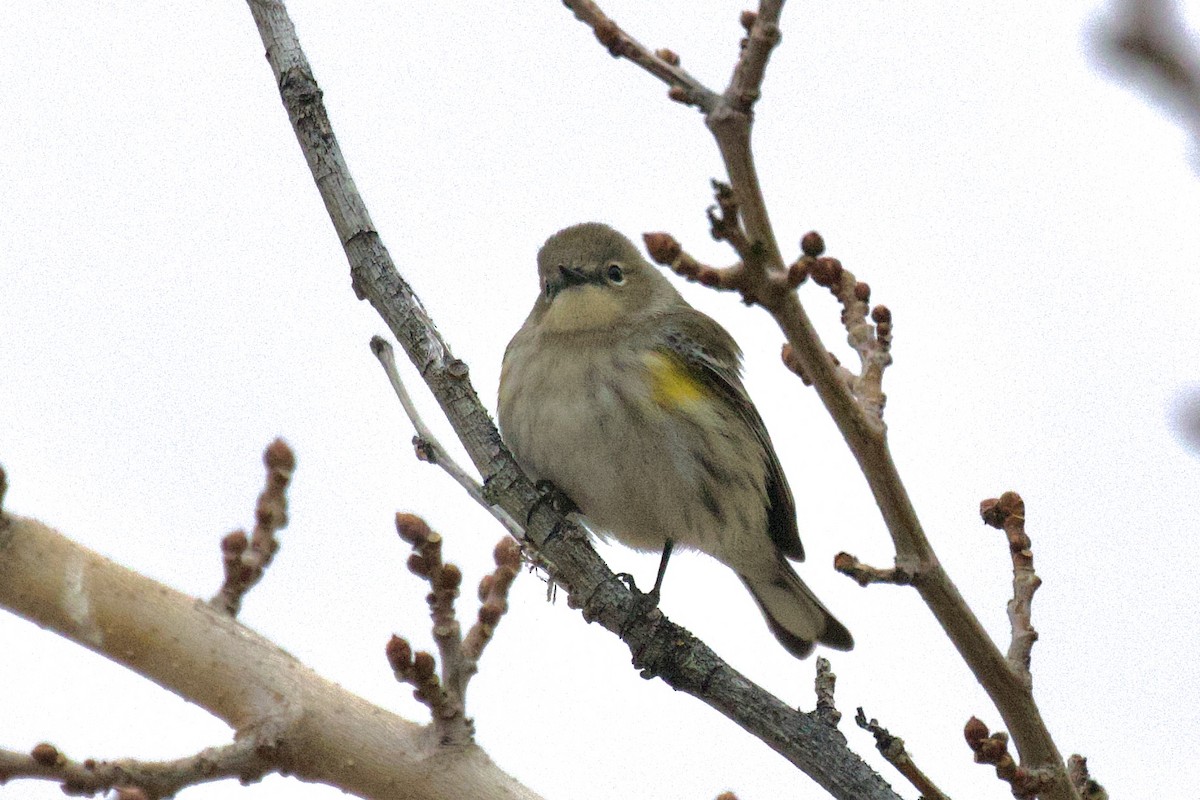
xmin=498 ymin=222 xmax=851 ymax=657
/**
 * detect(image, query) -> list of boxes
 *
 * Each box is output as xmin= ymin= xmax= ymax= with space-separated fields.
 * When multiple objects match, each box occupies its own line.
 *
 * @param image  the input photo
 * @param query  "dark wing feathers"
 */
xmin=656 ymin=309 xmax=805 ymax=561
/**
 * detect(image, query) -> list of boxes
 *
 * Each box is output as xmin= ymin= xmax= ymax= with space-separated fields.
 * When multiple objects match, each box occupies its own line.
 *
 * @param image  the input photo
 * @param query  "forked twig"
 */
xmin=371 ymin=336 xmax=523 ymax=538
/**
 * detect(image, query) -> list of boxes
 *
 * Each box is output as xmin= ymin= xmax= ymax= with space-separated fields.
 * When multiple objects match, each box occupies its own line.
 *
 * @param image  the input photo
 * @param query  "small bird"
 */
xmin=498 ymin=222 xmax=852 ymax=658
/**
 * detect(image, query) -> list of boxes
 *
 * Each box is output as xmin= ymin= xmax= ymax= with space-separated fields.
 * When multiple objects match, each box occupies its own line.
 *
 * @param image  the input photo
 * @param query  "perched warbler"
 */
xmin=498 ymin=222 xmax=852 ymax=658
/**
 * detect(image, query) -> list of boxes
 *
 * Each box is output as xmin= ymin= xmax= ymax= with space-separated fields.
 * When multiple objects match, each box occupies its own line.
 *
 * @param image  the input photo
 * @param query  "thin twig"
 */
xmin=391 ymin=513 xmax=471 ymax=745
xmin=389 ymin=515 xmax=523 ymax=746
xmin=209 ymin=438 xmax=295 ymax=616
xmin=832 ymin=553 xmax=915 ymax=587
xmin=371 ymin=336 xmax=523 ymax=538
xmin=461 ymin=537 xmax=522 ymax=665
xmin=855 ymin=708 xmax=951 ymax=800
xmin=0 ymin=737 xmax=274 ymax=799
xmin=561 ymin=0 xmax=720 ymax=111
xmin=811 ymin=657 xmax=841 ymax=727
xmin=980 ymin=492 xmax=1042 ymax=687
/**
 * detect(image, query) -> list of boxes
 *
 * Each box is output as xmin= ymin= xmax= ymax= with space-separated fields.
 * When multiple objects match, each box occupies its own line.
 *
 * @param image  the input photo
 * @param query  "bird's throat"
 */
xmin=542 ymin=286 xmax=623 ymax=333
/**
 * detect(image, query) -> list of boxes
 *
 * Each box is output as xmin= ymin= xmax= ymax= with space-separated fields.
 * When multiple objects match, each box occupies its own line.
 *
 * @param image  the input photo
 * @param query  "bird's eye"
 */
xmin=607 ymin=264 xmax=625 ymax=284
xmin=544 ymin=280 xmax=552 ymax=298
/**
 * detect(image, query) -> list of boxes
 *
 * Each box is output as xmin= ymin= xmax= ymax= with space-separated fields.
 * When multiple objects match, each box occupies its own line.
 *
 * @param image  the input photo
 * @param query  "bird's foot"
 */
xmin=616 ymin=572 xmax=662 ymax=622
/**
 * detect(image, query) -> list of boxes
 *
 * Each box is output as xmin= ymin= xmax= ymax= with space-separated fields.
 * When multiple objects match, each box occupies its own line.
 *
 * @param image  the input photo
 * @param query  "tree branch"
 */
xmin=856 ymin=708 xmax=951 ymax=800
xmin=0 ymin=511 xmax=540 ymax=799
xmin=0 ymin=739 xmax=273 ymax=799
xmin=243 ymin=0 xmax=900 ymax=796
xmin=980 ymin=492 xmax=1042 ymax=687
xmin=1100 ymin=0 xmax=1200 ymax=156
xmin=371 ymin=336 xmax=523 ymax=538
xmin=558 ymin=3 xmax=1079 ymax=796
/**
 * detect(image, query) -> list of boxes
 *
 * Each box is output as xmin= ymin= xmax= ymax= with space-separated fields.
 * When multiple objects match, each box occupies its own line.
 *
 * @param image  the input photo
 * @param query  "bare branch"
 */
xmin=833 ymin=552 xmax=915 ymax=587
xmin=560 ymin=3 xmax=1078 ymax=795
xmin=854 ymin=708 xmax=950 ymax=800
xmin=1067 ymin=755 xmax=1109 ymax=800
xmin=980 ymin=492 xmax=1042 ymax=687
xmin=811 ymin=657 xmax=841 ymax=727
xmin=0 ymin=511 xmax=540 ymax=798
xmin=462 ymin=538 xmax=522 ymax=664
xmin=561 ymin=0 xmax=720 ymax=110
xmin=643 ymin=230 xmax=756 ymax=295
xmin=388 ymin=516 xmax=524 ymax=747
xmin=371 ymin=336 xmax=523 ymax=538
xmin=210 ymin=438 xmax=295 ymax=616
xmin=245 ymin=0 xmax=903 ymax=796
xmin=0 ymin=738 xmax=273 ymax=799
xmin=392 ymin=513 xmax=472 ymax=745
xmin=799 ymin=236 xmax=892 ymax=430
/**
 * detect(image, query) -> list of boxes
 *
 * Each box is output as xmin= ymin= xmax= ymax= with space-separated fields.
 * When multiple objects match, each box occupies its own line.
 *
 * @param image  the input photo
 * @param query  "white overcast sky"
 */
xmin=3 ymin=2 xmax=1199 ymax=799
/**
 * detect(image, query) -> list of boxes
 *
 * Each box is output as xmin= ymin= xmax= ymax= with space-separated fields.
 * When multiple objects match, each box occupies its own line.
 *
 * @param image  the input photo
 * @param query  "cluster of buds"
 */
xmin=964 ymin=717 xmax=1054 ymax=799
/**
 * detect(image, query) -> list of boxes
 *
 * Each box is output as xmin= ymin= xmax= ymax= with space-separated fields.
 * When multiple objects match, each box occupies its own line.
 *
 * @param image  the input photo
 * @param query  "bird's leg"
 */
xmin=617 ymin=538 xmax=674 ymax=611
xmin=649 ymin=538 xmax=674 ymax=602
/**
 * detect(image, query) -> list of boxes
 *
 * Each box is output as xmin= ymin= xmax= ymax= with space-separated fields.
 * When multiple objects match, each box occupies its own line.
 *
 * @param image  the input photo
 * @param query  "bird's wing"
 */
xmin=655 ymin=308 xmax=805 ymax=561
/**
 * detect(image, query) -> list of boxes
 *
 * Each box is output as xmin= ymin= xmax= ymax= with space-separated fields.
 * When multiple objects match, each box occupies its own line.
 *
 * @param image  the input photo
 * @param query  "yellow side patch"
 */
xmin=644 ymin=351 xmax=708 ymax=410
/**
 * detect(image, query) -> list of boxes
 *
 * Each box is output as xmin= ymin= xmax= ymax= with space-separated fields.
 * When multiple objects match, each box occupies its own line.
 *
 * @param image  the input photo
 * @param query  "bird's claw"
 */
xmin=616 ymin=572 xmax=662 ymax=617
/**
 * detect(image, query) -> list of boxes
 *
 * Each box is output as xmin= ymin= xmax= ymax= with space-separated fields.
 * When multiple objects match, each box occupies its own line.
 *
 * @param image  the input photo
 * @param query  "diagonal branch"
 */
xmin=0 ymin=512 xmax=538 ymax=799
xmin=561 ymin=0 xmax=720 ymax=111
xmin=856 ymin=708 xmax=951 ymax=800
xmin=1100 ymin=0 xmax=1200 ymax=156
xmin=243 ymin=1 xmax=900 ymax=797
xmin=557 ymin=2 xmax=1078 ymax=798
xmin=371 ymin=336 xmax=523 ymax=538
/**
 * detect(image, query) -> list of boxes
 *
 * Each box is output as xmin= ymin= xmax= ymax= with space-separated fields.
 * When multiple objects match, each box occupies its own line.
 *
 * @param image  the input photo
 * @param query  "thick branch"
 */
xmin=0 ymin=514 xmax=539 ymax=800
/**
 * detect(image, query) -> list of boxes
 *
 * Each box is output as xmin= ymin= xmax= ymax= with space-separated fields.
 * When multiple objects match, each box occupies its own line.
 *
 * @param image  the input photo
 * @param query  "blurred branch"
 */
xmin=1101 ymin=0 xmax=1200 ymax=152
xmin=1067 ymin=755 xmax=1109 ymax=800
xmin=244 ymin=0 xmax=900 ymax=796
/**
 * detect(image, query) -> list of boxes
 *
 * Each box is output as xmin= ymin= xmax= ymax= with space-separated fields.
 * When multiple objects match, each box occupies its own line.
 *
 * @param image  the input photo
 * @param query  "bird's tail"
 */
xmin=739 ymin=560 xmax=853 ymax=659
